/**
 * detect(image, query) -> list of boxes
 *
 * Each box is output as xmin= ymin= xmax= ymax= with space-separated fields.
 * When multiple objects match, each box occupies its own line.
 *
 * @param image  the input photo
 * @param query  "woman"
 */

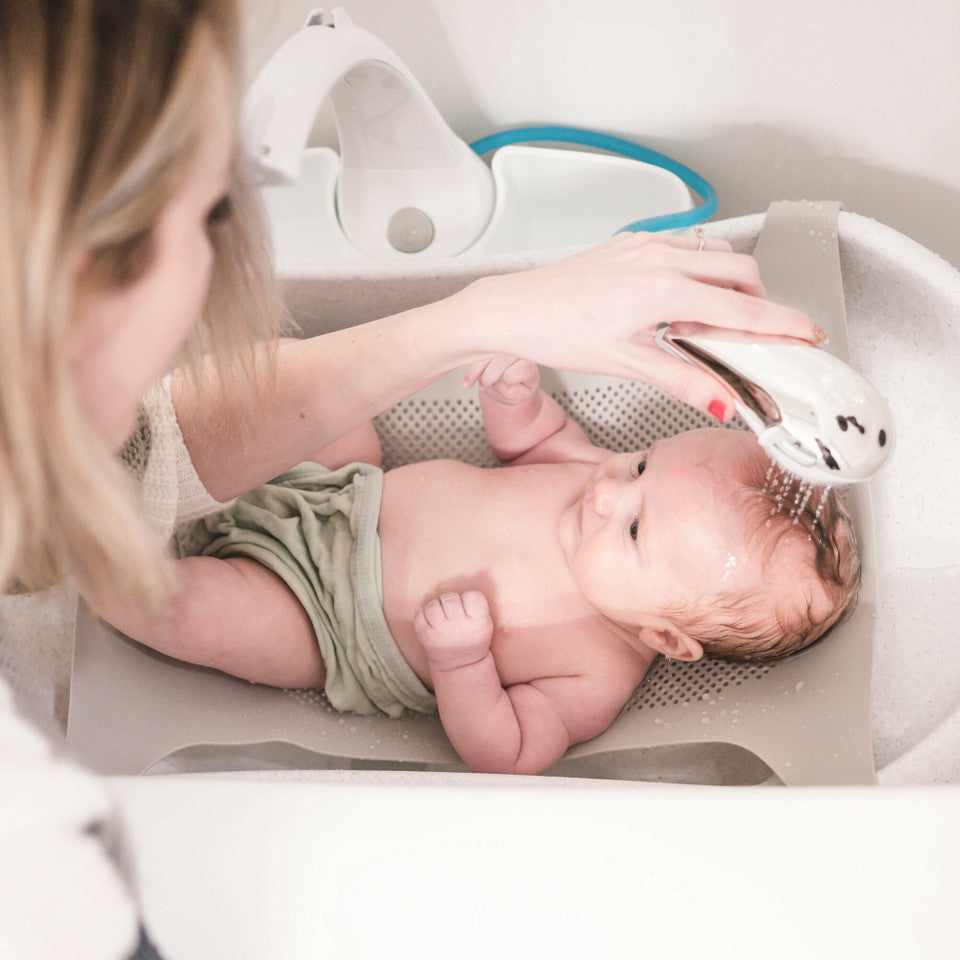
xmin=0 ymin=2 xmax=823 ymax=957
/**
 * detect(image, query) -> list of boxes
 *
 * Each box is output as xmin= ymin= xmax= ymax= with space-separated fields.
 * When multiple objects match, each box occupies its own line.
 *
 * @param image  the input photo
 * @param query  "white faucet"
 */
xmin=244 ymin=7 xmax=495 ymax=260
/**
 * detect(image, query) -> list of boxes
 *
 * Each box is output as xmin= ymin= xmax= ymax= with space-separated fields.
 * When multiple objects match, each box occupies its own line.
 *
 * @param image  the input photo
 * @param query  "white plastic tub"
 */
xmin=113 ymin=772 xmax=960 ymax=960
xmin=76 ymin=208 xmax=960 ymax=956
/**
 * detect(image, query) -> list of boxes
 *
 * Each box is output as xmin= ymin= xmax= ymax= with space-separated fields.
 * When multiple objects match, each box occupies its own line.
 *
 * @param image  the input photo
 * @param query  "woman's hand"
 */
xmin=178 ymin=231 xmax=823 ymax=498
xmin=465 ymin=231 xmax=825 ymax=421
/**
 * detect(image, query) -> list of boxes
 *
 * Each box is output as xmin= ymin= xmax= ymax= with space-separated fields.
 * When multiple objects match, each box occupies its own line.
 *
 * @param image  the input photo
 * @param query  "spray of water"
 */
xmin=760 ymin=461 xmax=835 ymax=541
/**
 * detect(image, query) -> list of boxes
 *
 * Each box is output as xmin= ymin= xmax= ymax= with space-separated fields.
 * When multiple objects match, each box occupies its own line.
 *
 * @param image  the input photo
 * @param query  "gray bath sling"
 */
xmin=68 ymin=202 xmax=878 ymax=784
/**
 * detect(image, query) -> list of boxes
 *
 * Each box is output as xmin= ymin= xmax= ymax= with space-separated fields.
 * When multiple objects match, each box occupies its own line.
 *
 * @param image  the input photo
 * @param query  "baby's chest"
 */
xmin=488 ymin=611 xmax=626 ymax=688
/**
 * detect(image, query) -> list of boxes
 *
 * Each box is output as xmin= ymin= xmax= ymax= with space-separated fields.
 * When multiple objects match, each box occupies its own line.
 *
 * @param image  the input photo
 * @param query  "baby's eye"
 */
xmin=633 ymin=460 xmax=646 ymax=478
xmin=629 ymin=519 xmax=639 ymax=541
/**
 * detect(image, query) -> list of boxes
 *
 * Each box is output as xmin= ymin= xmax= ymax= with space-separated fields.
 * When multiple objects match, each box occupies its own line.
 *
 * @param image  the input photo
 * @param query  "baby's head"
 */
xmin=650 ymin=430 xmax=861 ymax=664
xmin=569 ymin=428 xmax=860 ymax=665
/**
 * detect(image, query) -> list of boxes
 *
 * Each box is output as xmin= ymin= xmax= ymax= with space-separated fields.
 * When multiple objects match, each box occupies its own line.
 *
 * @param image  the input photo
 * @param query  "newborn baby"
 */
xmin=109 ymin=358 xmax=860 ymax=774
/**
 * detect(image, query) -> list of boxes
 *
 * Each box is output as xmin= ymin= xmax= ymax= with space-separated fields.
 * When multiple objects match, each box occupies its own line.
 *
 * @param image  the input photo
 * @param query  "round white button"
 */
xmin=387 ymin=207 xmax=435 ymax=253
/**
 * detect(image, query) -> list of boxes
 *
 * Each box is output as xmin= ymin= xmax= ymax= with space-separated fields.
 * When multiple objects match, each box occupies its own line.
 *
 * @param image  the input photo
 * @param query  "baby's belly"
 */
xmin=377 ymin=459 xmax=587 ymax=686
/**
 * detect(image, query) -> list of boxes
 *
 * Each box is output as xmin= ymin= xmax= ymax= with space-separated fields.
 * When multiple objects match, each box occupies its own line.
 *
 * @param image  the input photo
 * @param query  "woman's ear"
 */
xmin=637 ymin=624 xmax=704 ymax=662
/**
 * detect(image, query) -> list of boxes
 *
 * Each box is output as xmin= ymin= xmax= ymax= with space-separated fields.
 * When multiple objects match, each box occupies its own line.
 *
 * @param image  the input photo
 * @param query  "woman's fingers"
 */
xmin=614 ymin=340 xmax=739 ymax=421
xmin=642 ymin=232 xmax=734 ymax=254
xmin=609 ymin=235 xmax=822 ymax=338
xmin=663 ymin=277 xmax=825 ymax=342
xmin=676 ymin=251 xmax=766 ymax=299
xmin=620 ymin=236 xmax=763 ymax=300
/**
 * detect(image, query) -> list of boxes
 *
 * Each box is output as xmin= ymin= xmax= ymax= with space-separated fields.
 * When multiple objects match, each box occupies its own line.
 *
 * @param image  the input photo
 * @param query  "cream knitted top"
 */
xmin=122 ymin=372 xmax=237 ymax=537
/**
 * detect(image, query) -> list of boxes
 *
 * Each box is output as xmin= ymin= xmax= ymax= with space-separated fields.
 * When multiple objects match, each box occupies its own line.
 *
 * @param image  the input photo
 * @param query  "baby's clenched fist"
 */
xmin=413 ymin=590 xmax=494 ymax=671
xmin=463 ymin=356 xmax=540 ymax=405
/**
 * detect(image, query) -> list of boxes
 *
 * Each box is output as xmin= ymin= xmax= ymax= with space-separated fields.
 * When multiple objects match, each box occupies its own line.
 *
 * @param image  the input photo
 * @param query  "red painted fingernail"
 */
xmin=708 ymin=399 xmax=727 ymax=421
xmin=814 ymin=325 xmax=828 ymax=342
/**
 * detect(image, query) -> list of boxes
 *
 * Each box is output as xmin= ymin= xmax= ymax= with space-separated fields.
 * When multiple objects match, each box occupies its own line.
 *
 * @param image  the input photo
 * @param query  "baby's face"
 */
xmin=563 ymin=428 xmax=766 ymax=631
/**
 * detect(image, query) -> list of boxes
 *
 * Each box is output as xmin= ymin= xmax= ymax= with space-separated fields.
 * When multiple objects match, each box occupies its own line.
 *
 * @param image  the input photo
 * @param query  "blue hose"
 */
xmin=469 ymin=125 xmax=717 ymax=234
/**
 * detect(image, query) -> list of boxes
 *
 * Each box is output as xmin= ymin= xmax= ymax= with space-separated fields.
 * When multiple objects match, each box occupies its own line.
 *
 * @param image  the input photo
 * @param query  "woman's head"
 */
xmin=0 ymin=0 xmax=282 ymax=606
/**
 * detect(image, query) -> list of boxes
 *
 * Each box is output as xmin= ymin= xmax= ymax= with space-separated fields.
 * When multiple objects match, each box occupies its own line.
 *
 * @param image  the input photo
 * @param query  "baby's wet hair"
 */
xmin=674 ymin=457 xmax=861 ymax=663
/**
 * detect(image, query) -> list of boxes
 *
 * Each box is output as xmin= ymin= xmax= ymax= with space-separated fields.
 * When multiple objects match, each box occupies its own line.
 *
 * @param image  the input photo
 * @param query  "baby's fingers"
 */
xmin=414 ymin=602 xmax=440 ymax=630
xmin=462 ymin=356 xmax=516 ymax=389
xmin=461 ymin=589 xmax=490 ymax=620
xmin=439 ymin=591 xmax=467 ymax=620
xmin=498 ymin=359 xmax=539 ymax=391
xmin=463 ymin=361 xmax=485 ymax=388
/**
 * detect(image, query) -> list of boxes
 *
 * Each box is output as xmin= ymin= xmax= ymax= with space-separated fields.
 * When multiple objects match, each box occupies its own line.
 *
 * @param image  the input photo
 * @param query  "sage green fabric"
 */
xmin=175 ymin=462 xmax=436 ymax=717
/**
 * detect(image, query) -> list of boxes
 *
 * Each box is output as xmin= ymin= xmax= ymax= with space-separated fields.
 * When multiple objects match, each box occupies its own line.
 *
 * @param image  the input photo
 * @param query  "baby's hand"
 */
xmin=413 ymin=590 xmax=494 ymax=671
xmin=463 ymin=357 xmax=540 ymax=405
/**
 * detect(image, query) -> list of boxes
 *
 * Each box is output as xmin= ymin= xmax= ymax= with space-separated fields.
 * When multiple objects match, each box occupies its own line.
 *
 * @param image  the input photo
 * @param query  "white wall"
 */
xmin=241 ymin=0 xmax=960 ymax=267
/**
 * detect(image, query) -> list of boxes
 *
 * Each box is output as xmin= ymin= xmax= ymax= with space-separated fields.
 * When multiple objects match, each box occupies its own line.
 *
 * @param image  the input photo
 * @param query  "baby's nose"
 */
xmin=592 ymin=476 xmax=630 ymax=516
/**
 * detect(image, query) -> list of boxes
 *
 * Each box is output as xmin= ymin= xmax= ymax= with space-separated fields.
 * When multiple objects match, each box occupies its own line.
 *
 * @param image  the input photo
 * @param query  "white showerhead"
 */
xmin=656 ymin=324 xmax=893 ymax=484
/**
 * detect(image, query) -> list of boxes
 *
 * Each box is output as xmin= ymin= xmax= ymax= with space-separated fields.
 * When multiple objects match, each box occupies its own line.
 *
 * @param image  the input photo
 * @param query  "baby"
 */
xmin=109 ymin=358 xmax=860 ymax=775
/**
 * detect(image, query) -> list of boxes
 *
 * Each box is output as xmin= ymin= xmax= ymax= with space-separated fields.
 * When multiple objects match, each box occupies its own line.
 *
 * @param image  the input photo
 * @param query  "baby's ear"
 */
xmin=637 ymin=625 xmax=704 ymax=662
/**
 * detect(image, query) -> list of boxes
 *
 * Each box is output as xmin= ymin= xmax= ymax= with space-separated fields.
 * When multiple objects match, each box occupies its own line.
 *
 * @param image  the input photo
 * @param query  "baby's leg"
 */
xmin=306 ymin=421 xmax=382 ymax=469
xmin=108 ymin=556 xmax=326 ymax=689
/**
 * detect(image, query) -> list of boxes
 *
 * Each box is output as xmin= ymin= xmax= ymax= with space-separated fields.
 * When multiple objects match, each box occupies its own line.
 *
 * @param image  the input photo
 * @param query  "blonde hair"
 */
xmin=0 ymin=0 xmax=284 ymax=609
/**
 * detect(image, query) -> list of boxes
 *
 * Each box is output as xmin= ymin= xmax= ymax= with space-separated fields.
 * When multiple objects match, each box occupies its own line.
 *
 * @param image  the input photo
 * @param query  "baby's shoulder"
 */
xmin=560 ymin=618 xmax=656 ymax=689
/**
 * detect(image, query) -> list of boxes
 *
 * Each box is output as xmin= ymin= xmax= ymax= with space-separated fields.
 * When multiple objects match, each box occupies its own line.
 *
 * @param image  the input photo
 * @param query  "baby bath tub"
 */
xmin=69 ymin=204 xmax=953 ymax=787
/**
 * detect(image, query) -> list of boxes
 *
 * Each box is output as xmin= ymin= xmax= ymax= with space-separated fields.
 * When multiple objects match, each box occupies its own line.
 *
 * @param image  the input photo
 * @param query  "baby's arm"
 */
xmin=414 ymin=591 xmax=628 ymax=774
xmin=465 ymin=358 xmax=599 ymax=464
